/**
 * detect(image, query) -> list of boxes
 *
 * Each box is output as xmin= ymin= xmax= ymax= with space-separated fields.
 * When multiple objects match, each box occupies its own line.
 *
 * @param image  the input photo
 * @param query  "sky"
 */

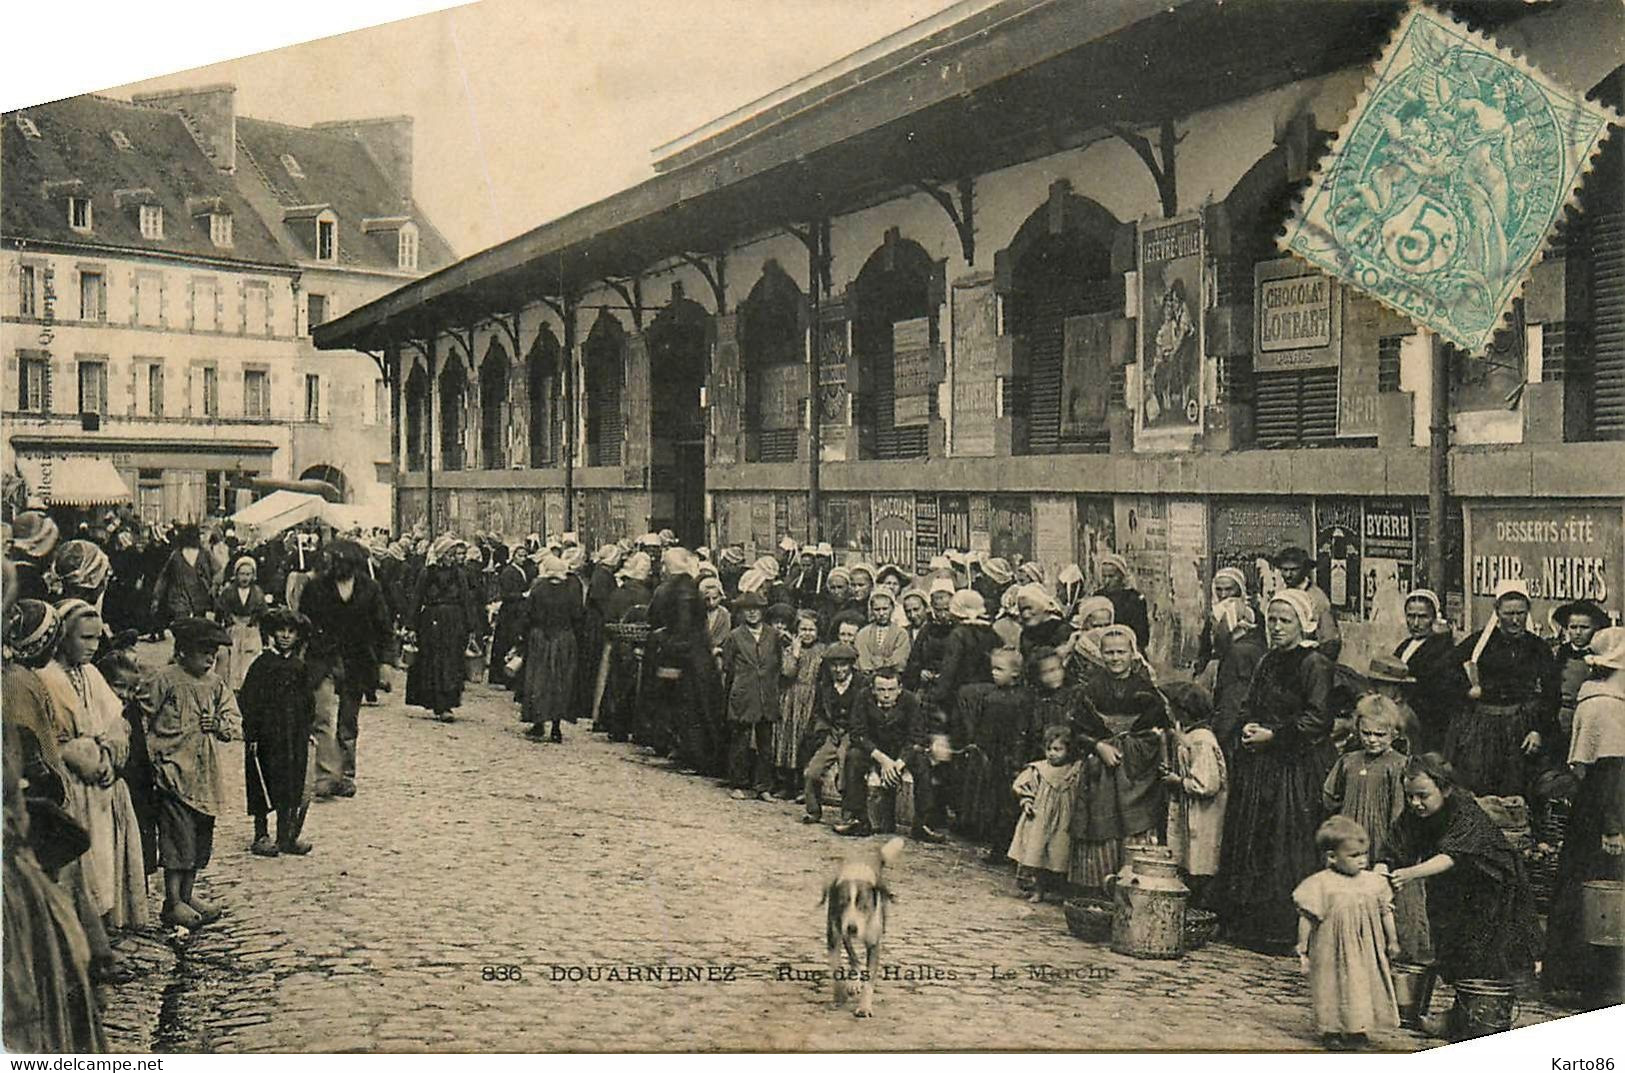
xmin=6 ymin=0 xmax=965 ymax=260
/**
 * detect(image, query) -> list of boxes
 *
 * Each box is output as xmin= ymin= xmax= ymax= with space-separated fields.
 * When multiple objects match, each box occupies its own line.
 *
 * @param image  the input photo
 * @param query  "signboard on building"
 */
xmin=969 ymin=495 xmax=993 ymax=555
xmin=872 ymin=494 xmax=916 ymax=568
xmin=1466 ymin=501 xmax=1622 ymax=633
xmin=951 ymin=278 xmax=998 ymax=456
xmin=915 ymin=494 xmax=941 ymax=574
xmin=1254 ymin=258 xmax=1341 ymax=371
xmin=1032 ymin=496 xmax=1076 ymax=581
xmin=892 ymin=317 xmax=932 ymax=427
xmin=1135 ymin=214 xmax=1205 ymax=451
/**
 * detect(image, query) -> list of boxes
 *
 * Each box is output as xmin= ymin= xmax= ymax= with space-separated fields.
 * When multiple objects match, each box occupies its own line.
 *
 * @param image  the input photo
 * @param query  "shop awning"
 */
xmin=229 ymin=490 xmax=325 ymax=541
xmin=15 ymin=457 xmax=131 ymax=507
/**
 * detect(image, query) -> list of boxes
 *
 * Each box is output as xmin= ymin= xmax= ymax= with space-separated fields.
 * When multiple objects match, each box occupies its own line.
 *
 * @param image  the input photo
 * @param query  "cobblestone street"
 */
xmin=97 ymin=659 xmax=1570 ymax=1053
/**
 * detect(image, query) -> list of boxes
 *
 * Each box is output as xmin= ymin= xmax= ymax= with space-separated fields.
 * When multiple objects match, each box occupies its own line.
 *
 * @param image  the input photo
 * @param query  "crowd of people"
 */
xmin=2 ymin=505 xmax=1621 ymax=1051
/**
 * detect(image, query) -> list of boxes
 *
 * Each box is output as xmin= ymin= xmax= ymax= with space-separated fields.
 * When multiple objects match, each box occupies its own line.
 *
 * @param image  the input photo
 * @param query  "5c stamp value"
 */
xmin=1282 ymin=5 xmax=1617 ymax=353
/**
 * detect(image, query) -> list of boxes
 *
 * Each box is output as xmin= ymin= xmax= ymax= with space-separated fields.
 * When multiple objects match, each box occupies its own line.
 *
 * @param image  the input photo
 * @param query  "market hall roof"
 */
xmin=2 ymin=94 xmax=287 ymax=267
xmin=313 ymin=0 xmax=1521 ymax=354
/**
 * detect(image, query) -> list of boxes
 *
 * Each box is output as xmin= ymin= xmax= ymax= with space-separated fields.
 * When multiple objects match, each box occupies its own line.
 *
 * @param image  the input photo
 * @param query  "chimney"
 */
xmin=313 ymin=116 xmax=414 ymax=205
xmin=130 ymin=84 xmax=236 ymax=173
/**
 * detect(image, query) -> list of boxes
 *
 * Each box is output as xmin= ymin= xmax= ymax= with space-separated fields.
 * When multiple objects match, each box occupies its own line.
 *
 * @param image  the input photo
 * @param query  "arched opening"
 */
xmin=1223 ymin=142 xmax=1336 ymax=448
xmin=1003 ymin=193 xmax=1122 ymax=452
xmin=404 ymin=362 xmax=428 ymax=471
xmin=852 ymin=235 xmax=934 ymax=459
xmin=479 ymin=339 xmax=511 ymax=470
xmin=439 ymin=359 xmax=467 ymax=471
xmin=583 ymin=312 xmax=625 ymax=467
xmin=526 ymin=326 xmax=563 ymax=466
xmin=740 ymin=261 xmax=805 ymax=463
xmin=647 ymin=295 xmax=710 ymax=543
xmin=299 ymin=464 xmax=349 ymax=502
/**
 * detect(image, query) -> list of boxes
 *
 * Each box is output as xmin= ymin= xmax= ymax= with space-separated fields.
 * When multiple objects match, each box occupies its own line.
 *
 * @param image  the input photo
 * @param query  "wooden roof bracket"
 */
xmin=674 ymin=251 xmax=727 ymax=314
xmin=910 ymin=176 xmax=975 ymax=265
xmin=783 ymin=218 xmax=833 ymax=296
xmin=1108 ymin=119 xmax=1182 ymax=218
xmin=601 ymin=275 xmax=645 ymax=331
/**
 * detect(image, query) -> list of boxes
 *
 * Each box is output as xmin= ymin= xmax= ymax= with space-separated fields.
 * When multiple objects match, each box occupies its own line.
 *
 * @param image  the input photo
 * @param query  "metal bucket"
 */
xmin=1452 ymin=978 xmax=1518 ymax=1039
xmin=1391 ymin=962 xmax=1437 ymax=1028
xmin=1580 ymin=880 xmax=1624 ymax=947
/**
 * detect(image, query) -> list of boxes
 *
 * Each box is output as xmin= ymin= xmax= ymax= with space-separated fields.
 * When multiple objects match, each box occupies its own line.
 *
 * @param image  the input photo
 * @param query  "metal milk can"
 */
xmin=1106 ymin=848 xmax=1189 ymax=959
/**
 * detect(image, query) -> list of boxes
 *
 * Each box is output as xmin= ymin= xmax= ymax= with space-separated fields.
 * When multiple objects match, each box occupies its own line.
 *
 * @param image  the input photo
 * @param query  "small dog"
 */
xmin=822 ymin=836 xmax=904 ymax=1017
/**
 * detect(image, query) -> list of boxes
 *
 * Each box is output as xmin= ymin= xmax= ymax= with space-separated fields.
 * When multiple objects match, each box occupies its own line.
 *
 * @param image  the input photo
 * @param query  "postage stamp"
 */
xmin=1281 ymin=5 xmax=1619 ymax=354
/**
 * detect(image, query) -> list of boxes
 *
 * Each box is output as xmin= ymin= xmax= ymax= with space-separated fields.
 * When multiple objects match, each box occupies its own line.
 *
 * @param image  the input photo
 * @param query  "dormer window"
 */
xmin=139 ymin=204 xmax=164 ymax=239
xmin=68 ymin=196 xmax=92 ymax=233
xmin=110 ymin=129 xmax=133 ymax=151
xmin=210 ymin=212 xmax=233 ymax=248
xmin=15 ymin=116 xmax=40 ymax=139
xmin=280 ymin=153 xmax=305 ymax=179
xmin=397 ymin=222 xmax=419 ymax=271
xmin=316 ymin=212 xmax=337 ymax=262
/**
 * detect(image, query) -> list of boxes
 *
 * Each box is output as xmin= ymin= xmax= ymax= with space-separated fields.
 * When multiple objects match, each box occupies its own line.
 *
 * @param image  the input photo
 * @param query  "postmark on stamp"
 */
xmin=1281 ymin=6 xmax=1618 ymax=354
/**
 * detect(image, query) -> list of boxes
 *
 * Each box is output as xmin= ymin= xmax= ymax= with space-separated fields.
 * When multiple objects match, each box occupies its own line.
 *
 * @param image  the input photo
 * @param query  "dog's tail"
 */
xmin=879 ymin=836 xmax=905 ymax=869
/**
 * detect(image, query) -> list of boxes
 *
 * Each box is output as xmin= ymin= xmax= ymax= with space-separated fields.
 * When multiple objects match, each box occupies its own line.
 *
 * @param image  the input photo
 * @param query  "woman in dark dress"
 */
xmin=522 ymin=555 xmax=583 ymax=743
xmin=1095 ymin=552 xmax=1150 ymax=652
xmin=1213 ymin=589 xmax=1338 ymax=950
xmin=1016 ymin=584 xmax=1072 ymax=657
xmin=488 ymin=550 xmax=531 ymax=692
xmin=1381 ymin=753 xmax=1543 ymax=1035
xmin=602 ymin=552 xmax=654 ymax=742
xmin=580 ymin=545 xmax=622 ymax=728
xmin=1068 ymin=625 xmax=1170 ymax=890
xmin=643 ymin=548 xmax=720 ymax=771
xmin=1542 ymin=627 xmax=1625 ymax=1004
xmin=1449 ymin=579 xmax=1558 ymax=797
xmin=928 ymin=589 xmax=1000 ymax=729
xmin=405 ymin=536 xmax=481 ymax=722
xmin=1394 ymin=588 xmax=1459 ymax=753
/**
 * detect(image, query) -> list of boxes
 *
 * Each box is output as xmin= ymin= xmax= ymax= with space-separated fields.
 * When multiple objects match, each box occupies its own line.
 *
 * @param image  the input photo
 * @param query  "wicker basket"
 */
xmin=1183 ymin=908 xmax=1219 ymax=951
xmin=605 ymin=622 xmax=652 ymax=645
xmin=1064 ymin=897 xmax=1114 ymax=943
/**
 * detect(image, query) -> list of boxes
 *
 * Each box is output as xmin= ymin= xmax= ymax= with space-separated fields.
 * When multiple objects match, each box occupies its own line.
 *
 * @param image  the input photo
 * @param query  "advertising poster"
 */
xmin=871 ymin=494 xmax=916 ymax=569
xmin=969 ymin=494 xmax=993 ymax=556
xmin=891 ymin=317 xmax=932 ymax=427
xmin=1135 ymin=214 xmax=1204 ymax=450
xmin=951 ymin=278 xmax=998 ymax=456
xmin=915 ymin=494 xmax=941 ymax=574
xmin=1115 ymin=497 xmax=1174 ymax=667
xmin=1315 ymin=498 xmax=1364 ymax=618
xmin=1166 ymin=499 xmax=1209 ymax=670
xmin=1363 ymin=500 xmax=1416 ymax=632
xmin=989 ymin=495 xmax=1033 ymax=564
xmin=1209 ymin=498 xmax=1315 ymax=603
xmin=1077 ymin=495 xmax=1118 ymax=590
xmin=1032 ymin=496 xmax=1077 ymax=583
xmin=817 ymin=306 xmax=851 ymax=462
xmin=1467 ymin=501 xmax=1622 ymax=634
xmin=940 ymin=494 xmax=971 ymax=556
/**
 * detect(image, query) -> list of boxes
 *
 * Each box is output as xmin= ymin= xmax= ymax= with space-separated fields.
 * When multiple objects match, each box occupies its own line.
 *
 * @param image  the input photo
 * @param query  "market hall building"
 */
xmin=315 ymin=0 xmax=1625 ymax=674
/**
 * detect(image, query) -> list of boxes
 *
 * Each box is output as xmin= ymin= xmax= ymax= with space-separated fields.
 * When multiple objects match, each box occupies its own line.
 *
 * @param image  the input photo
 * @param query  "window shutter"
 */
xmin=1592 ymin=210 xmax=1625 ymax=438
xmin=1252 ymin=368 xmax=1339 ymax=446
xmin=224 ymin=365 xmax=243 ymax=418
xmin=110 ymin=359 xmax=130 ymax=416
xmin=5 ymin=355 xmax=17 ymax=406
xmin=319 ymin=372 xmax=332 ymax=423
xmin=185 ymin=366 xmax=196 ymax=417
xmin=623 ymin=331 xmax=650 ymax=475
